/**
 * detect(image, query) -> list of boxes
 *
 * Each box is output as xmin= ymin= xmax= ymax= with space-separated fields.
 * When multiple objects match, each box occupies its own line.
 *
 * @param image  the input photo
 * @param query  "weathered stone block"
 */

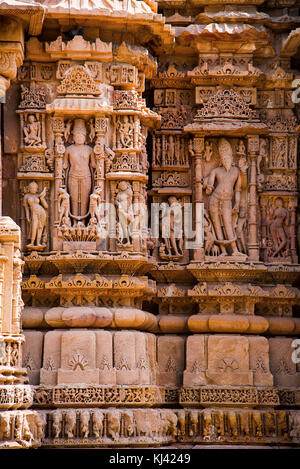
xmin=40 ymin=330 xmax=63 ymax=386
xmin=269 ymin=338 xmax=300 ymax=387
xmin=206 ymin=335 xmax=253 ymax=386
xmin=158 ymin=336 xmax=185 ymax=386
xmin=248 ymin=336 xmax=273 ymax=386
xmin=183 ymin=335 xmax=206 ymax=386
xmin=58 ymin=330 xmax=98 ymax=385
xmin=22 ymin=331 xmax=43 ymax=385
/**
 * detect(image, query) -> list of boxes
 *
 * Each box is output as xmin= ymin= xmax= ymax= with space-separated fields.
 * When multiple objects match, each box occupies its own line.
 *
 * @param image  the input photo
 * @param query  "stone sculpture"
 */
xmin=23 ymin=115 xmax=41 ymax=147
xmin=23 ymin=182 xmax=48 ymax=249
xmin=203 ymin=138 xmax=244 ymax=257
xmin=63 ymin=119 xmax=96 ymax=218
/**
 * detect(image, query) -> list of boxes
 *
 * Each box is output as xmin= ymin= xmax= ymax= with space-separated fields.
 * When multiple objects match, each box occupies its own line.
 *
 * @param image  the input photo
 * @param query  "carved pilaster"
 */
xmin=247 ymin=135 xmax=260 ymax=261
xmin=190 ymin=136 xmax=204 ymax=261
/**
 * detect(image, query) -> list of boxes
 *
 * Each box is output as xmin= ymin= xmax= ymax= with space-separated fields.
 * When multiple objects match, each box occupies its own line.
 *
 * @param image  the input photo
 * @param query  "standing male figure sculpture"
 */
xmin=204 ymin=138 xmax=243 ymax=256
xmin=63 ymin=119 xmax=96 ymax=218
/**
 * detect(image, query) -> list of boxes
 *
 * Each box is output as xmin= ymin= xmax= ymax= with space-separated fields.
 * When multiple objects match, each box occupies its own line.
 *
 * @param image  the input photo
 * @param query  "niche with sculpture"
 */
xmin=260 ymin=195 xmax=297 ymax=264
xmin=21 ymin=181 xmax=49 ymax=251
xmin=202 ymin=137 xmax=248 ymax=260
xmin=55 ymin=117 xmax=106 ymax=248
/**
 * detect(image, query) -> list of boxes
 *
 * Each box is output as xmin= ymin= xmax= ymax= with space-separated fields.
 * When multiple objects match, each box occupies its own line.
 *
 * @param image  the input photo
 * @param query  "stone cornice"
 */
xmin=0 ymin=0 xmax=45 ymax=36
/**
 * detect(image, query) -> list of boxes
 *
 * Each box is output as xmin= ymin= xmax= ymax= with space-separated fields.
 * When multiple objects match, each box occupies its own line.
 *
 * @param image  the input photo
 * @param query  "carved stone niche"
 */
xmin=108 ymin=179 xmax=148 ymax=254
xmin=259 ymin=195 xmax=297 ymax=264
xmin=20 ymin=180 xmax=50 ymax=252
xmin=202 ymin=137 xmax=249 ymax=260
xmin=267 ymin=135 xmax=297 ymax=171
xmin=150 ymin=192 xmax=191 ymax=263
xmin=16 ymin=85 xmax=47 ymax=153
xmin=152 ymin=132 xmax=190 ymax=169
xmin=153 ymin=89 xmax=193 ymax=107
xmin=50 ymin=116 xmax=110 ymax=252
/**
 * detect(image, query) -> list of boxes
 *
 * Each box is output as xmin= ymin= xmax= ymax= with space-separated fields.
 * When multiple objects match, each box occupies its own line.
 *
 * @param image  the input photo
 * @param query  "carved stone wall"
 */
xmin=1 ymin=0 xmax=300 ymax=449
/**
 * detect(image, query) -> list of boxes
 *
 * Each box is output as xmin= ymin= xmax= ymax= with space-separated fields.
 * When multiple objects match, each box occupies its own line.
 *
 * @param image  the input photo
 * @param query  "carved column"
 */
xmin=191 ymin=136 xmax=204 ymax=261
xmin=0 ymin=217 xmax=43 ymax=449
xmin=52 ymin=117 xmax=65 ymax=251
xmin=94 ymin=116 xmax=107 ymax=196
xmin=132 ymin=180 xmax=141 ymax=252
xmin=288 ymin=198 xmax=298 ymax=264
xmin=247 ymin=135 xmax=260 ymax=261
xmin=0 ymin=17 xmax=25 ymax=218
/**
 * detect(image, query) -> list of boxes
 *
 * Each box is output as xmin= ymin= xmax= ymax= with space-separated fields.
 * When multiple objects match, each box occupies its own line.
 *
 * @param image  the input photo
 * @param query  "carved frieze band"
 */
xmin=1 ymin=408 xmax=298 ymax=447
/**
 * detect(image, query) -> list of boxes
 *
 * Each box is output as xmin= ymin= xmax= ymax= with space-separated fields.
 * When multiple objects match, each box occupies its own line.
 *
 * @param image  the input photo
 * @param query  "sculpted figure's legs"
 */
xmin=30 ymin=217 xmax=38 ymax=245
xmin=170 ymin=233 xmax=179 ymax=256
xmin=163 ymin=238 xmax=171 ymax=255
xmin=209 ymin=196 xmax=227 ymax=255
xmin=36 ymin=225 xmax=43 ymax=246
xmin=221 ymin=200 xmax=240 ymax=254
xmin=68 ymin=175 xmax=91 ymax=216
xmin=272 ymin=227 xmax=287 ymax=257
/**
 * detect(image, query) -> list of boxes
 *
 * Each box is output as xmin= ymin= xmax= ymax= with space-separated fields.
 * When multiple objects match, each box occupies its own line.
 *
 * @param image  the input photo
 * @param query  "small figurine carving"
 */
xmin=114 ymin=181 xmax=134 ymax=246
xmin=227 ymin=411 xmax=238 ymax=438
xmin=92 ymin=411 xmax=104 ymax=440
xmin=117 ymin=115 xmax=134 ymax=148
xmin=123 ymin=411 xmax=135 ymax=437
xmin=57 ymin=186 xmax=70 ymax=225
xmin=23 ymin=182 xmax=48 ymax=249
xmin=252 ymin=411 xmax=262 ymax=437
xmin=65 ymin=410 xmax=76 ymax=439
xmin=160 ymin=411 xmax=178 ymax=437
xmin=189 ymin=411 xmax=198 ymax=437
xmin=204 ymin=140 xmax=213 ymax=162
xmin=23 ymin=114 xmax=41 ymax=147
xmin=52 ymin=410 xmax=62 ymax=439
xmin=203 ymin=409 xmax=213 ymax=440
xmin=236 ymin=139 xmax=246 ymax=158
xmin=268 ymin=197 xmax=289 ymax=258
xmin=257 ymin=138 xmax=268 ymax=175
xmin=107 ymin=410 xmax=121 ymax=441
xmin=240 ymin=412 xmax=250 ymax=439
xmin=89 ymin=186 xmax=103 ymax=226
xmin=80 ymin=410 xmax=90 ymax=440
xmin=0 ymin=414 xmax=11 ymax=439
xmin=160 ymin=196 xmax=183 ymax=259
xmin=10 ymin=343 xmax=19 ymax=367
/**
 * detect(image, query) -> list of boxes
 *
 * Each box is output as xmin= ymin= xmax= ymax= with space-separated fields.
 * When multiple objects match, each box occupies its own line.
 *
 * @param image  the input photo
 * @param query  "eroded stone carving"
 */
xmin=203 ymin=138 xmax=247 ymax=259
xmin=23 ymin=183 xmax=48 ymax=250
